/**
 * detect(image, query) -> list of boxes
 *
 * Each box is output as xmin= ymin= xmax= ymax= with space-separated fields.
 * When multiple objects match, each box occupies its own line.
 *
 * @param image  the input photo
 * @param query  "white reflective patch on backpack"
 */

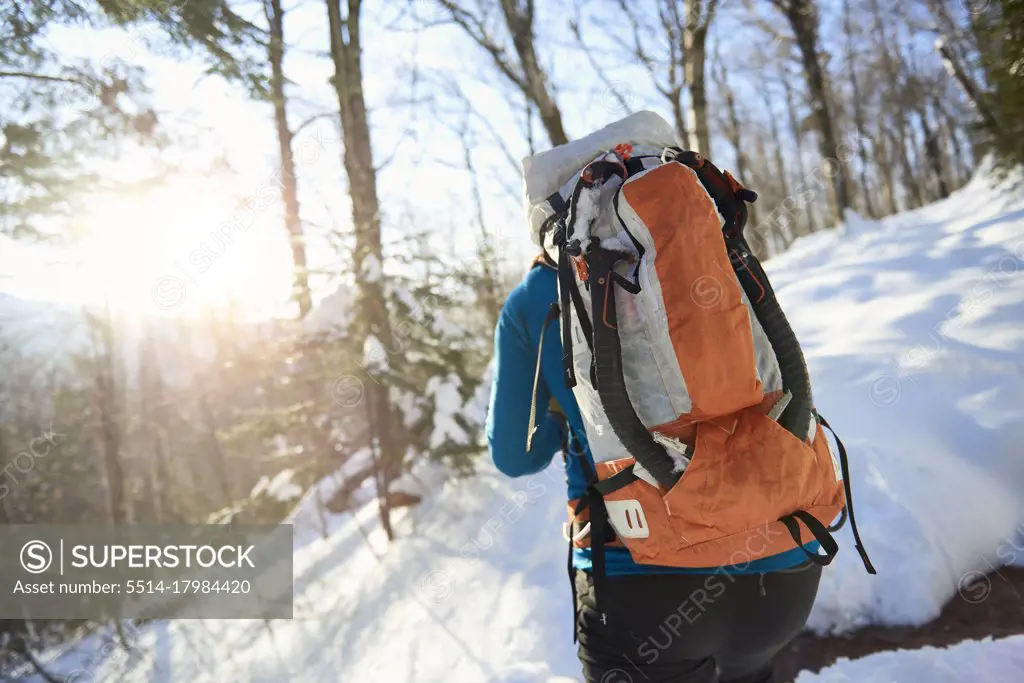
xmin=605 ymin=499 xmax=650 ymax=539
xmin=825 ymin=433 xmax=843 ymax=482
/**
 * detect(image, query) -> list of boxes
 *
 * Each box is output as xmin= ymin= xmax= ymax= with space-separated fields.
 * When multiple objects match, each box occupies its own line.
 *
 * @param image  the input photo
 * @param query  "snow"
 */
xmin=302 ymin=283 xmax=354 ymax=338
xmin=426 ymin=372 xmax=470 ymax=448
xmin=389 ymin=458 xmax=450 ymax=498
xmin=250 ymin=469 xmax=302 ymax=502
xmin=391 ymin=385 xmax=425 ymax=429
xmin=795 ymin=636 xmax=1024 ymax=683
xmin=24 ymin=168 xmax=1024 ymax=682
xmin=360 ymin=254 xmax=382 ymax=283
xmin=362 ymin=333 xmax=390 ymax=372
xmin=285 ymin=447 xmax=375 ymax=546
xmin=390 ymin=280 xmax=424 ymax=319
xmin=266 ymin=469 xmax=302 ymax=502
xmin=765 ymin=168 xmax=1024 ymax=634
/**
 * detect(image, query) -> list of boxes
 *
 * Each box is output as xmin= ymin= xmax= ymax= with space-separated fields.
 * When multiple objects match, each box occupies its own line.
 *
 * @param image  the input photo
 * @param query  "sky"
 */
xmin=0 ymin=0 xmax=836 ymax=321
xmin=0 ymin=3 xmax=560 ymax=320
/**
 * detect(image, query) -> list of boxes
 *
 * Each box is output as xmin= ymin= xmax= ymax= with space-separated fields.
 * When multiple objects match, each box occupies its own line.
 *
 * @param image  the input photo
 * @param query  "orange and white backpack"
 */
xmin=522 ymin=112 xmax=875 ymax=580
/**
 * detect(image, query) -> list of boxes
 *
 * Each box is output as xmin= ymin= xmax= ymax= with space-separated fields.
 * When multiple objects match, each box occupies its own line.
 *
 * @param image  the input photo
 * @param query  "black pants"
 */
xmin=574 ymin=562 xmax=822 ymax=683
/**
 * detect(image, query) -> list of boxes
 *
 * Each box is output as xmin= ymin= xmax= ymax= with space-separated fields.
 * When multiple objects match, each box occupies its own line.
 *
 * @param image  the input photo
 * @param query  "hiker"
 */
xmin=487 ymin=112 xmax=874 ymax=683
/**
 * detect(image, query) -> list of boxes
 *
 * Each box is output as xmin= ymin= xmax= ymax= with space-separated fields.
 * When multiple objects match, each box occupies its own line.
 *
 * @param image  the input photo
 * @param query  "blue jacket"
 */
xmin=487 ymin=263 xmax=817 ymax=575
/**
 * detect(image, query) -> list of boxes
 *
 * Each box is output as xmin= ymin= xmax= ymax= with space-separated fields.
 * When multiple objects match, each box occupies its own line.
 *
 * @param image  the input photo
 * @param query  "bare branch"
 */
xmin=0 ymin=70 xmax=86 ymax=85
xmin=437 ymin=0 xmax=526 ymax=90
xmin=569 ymin=3 xmax=633 ymax=114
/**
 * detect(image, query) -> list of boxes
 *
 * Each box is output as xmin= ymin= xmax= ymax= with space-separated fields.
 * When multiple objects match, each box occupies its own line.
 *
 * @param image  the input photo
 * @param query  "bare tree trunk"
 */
xmin=867 ymin=0 xmax=925 ymax=209
xmin=682 ymin=0 xmax=719 ymax=155
xmin=459 ymin=123 xmax=502 ymax=331
xmin=781 ymin=71 xmax=818 ymax=235
xmin=895 ymin=112 xmax=925 ymax=208
xmin=89 ymin=306 xmax=126 ymax=525
xmin=326 ymin=0 xmax=398 ymax=540
xmin=669 ymin=88 xmax=688 ymax=146
xmin=935 ymin=39 xmax=1001 ymax=137
xmin=760 ymin=85 xmax=792 ymax=247
xmin=715 ymin=57 xmax=759 ymax=237
xmin=138 ymin=330 xmax=167 ymax=523
xmin=919 ymin=104 xmax=950 ymax=199
xmin=197 ymin=389 xmax=233 ymax=506
xmin=266 ymin=0 xmax=311 ymax=318
xmin=933 ymin=95 xmax=967 ymax=188
xmin=927 ymin=0 xmax=993 ymax=103
xmin=774 ymin=0 xmax=850 ymax=226
xmin=0 ymin=427 xmax=9 ymax=525
xmin=841 ymin=0 xmax=877 ymax=218
xmin=874 ymin=129 xmax=900 ymax=215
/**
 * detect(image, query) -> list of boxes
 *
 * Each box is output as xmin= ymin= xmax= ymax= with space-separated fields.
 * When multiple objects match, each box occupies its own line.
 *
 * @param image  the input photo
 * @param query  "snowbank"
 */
xmin=795 ymin=635 xmax=1024 ymax=683
xmin=766 ymin=171 xmax=1024 ymax=633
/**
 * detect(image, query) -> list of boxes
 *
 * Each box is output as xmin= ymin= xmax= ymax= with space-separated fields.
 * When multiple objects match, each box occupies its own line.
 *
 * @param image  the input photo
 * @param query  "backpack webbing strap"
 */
xmin=567 ymin=527 xmax=578 ymax=642
xmin=828 ymin=505 xmax=849 ymax=533
xmin=568 ymin=437 xmax=598 ymax=643
xmin=585 ymin=247 xmax=679 ymax=490
xmin=779 ymin=510 xmax=839 ymax=566
xmin=526 ymin=302 xmax=561 ymax=453
xmin=547 ymin=190 xmax=568 ymax=215
xmin=729 ymin=244 xmax=815 ymax=442
xmin=556 ymin=248 xmax=594 ymax=390
xmin=587 ymin=484 xmax=608 ymax=621
xmin=816 ymin=413 xmax=878 ymax=574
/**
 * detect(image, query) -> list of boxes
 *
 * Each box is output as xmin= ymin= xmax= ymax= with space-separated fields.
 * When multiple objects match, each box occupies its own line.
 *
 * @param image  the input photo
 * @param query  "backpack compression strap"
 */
xmin=586 ymin=246 xmax=680 ymax=490
xmin=815 ymin=412 xmax=877 ymax=574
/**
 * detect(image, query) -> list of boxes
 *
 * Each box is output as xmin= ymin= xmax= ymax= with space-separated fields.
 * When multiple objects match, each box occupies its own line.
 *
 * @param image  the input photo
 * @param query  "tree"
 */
xmin=770 ymin=0 xmax=850 ymax=225
xmin=440 ymin=0 xmax=569 ymax=145
xmin=265 ymin=0 xmax=312 ymax=318
xmin=324 ymin=0 xmax=403 ymax=539
xmin=943 ymin=0 xmax=1024 ymax=169
xmin=88 ymin=307 xmax=128 ymax=524
xmin=682 ymin=0 xmax=719 ymax=155
xmin=0 ymin=2 xmax=157 ymax=239
xmin=596 ymin=0 xmax=717 ymax=151
xmin=841 ymin=0 xmax=878 ymax=217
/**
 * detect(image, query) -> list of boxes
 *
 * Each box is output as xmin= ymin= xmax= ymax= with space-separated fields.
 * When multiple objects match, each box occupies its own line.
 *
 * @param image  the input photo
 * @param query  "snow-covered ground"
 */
xmin=795 ymin=636 xmax=1024 ymax=683
xmin=25 ymin=169 xmax=1024 ymax=681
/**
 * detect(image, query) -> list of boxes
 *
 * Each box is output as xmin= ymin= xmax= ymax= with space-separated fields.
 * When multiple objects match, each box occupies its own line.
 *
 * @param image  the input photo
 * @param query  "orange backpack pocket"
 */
xmin=587 ymin=407 xmax=845 ymax=569
xmin=591 ymin=457 xmax=683 ymax=565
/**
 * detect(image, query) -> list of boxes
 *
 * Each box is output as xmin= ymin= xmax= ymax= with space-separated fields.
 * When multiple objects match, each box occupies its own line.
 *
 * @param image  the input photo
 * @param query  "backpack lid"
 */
xmin=521 ymin=111 xmax=678 ymax=246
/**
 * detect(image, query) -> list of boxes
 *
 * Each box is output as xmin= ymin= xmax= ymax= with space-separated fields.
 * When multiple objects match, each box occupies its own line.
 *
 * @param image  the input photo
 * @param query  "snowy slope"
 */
xmin=768 ymin=170 xmax=1024 ymax=634
xmin=795 ymin=635 xmax=1024 ymax=683
xmin=28 ymin=459 xmax=581 ymax=683
xmin=27 ymin=170 xmax=1024 ymax=682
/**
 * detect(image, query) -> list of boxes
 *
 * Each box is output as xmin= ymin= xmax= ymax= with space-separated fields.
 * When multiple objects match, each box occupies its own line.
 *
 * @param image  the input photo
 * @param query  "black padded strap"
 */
xmin=557 ymin=248 xmax=595 ymax=391
xmin=557 ymin=250 xmax=578 ymax=389
xmin=593 ymin=464 xmax=638 ymax=496
xmin=729 ymin=244 xmax=814 ymax=442
xmin=816 ymin=413 xmax=878 ymax=574
xmin=827 ymin=505 xmax=848 ymax=533
xmin=546 ymin=190 xmax=567 ymax=216
xmin=588 ymin=485 xmax=608 ymax=613
xmin=780 ymin=510 xmax=839 ymax=567
xmin=568 ymin=532 xmax=577 ymax=643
